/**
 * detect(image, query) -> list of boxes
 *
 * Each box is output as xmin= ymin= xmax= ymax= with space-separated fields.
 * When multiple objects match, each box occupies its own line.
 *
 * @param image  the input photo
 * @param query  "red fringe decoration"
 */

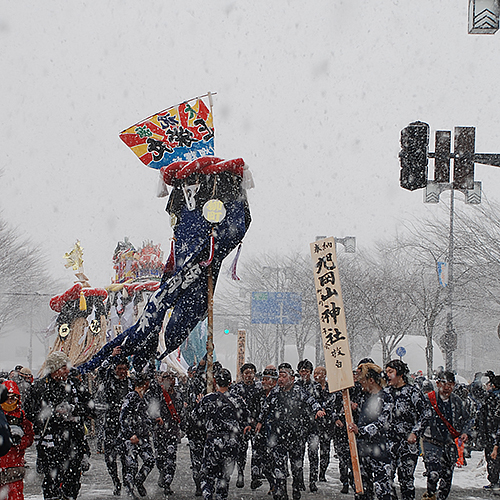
xmin=200 ymin=234 xmax=215 ymax=268
xmin=163 ymin=238 xmax=176 ymax=277
xmin=230 ymin=243 xmax=242 ymax=281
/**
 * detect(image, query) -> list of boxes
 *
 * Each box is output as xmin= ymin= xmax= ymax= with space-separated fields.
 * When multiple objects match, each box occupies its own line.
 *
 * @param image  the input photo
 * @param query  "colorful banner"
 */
xmin=119 ymin=96 xmax=215 ymax=170
xmin=310 ymin=237 xmax=354 ymax=393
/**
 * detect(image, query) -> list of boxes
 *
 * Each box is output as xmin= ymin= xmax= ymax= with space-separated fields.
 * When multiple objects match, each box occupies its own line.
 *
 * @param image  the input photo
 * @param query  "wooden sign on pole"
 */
xmin=236 ymin=329 xmax=246 ymax=382
xmin=310 ymin=237 xmax=363 ymax=494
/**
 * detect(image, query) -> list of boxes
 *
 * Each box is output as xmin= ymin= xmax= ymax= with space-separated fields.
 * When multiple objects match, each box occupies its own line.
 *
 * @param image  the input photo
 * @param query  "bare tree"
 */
xmin=215 ymin=252 xmax=320 ymax=369
xmin=0 ymin=217 xmax=55 ymax=338
xmin=343 ymin=248 xmax=420 ymax=366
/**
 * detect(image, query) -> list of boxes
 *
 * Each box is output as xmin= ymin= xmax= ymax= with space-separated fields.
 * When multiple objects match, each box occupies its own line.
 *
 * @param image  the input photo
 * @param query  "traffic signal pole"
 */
xmin=445 ymin=188 xmax=455 ymax=371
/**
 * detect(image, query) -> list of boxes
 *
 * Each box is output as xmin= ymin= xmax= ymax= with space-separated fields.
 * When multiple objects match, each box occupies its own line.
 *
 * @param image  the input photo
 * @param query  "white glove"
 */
xmin=10 ymin=424 xmax=24 ymax=445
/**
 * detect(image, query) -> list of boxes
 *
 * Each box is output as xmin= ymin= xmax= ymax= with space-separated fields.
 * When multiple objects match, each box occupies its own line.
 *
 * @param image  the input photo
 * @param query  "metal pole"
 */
xmin=446 ymin=189 xmax=455 ymax=371
xmin=28 ymin=296 xmax=34 ymax=370
xmin=275 ymin=323 xmax=280 ymax=366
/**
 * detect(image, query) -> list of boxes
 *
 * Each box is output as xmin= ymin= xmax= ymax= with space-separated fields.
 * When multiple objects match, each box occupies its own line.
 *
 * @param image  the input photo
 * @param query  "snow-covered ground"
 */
xmin=22 ymin=443 xmax=492 ymax=499
xmin=413 ymin=450 xmax=488 ymax=497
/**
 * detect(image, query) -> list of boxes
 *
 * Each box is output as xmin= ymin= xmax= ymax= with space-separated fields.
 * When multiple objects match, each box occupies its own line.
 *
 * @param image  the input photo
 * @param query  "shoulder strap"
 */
xmin=427 ymin=391 xmax=460 ymax=439
xmin=162 ymin=389 xmax=181 ymax=424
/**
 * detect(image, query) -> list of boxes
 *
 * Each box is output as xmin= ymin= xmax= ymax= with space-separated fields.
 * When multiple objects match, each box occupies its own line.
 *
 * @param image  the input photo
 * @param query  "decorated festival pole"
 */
xmin=76 ymin=93 xmax=252 ymax=379
xmin=310 ymin=237 xmax=363 ymax=494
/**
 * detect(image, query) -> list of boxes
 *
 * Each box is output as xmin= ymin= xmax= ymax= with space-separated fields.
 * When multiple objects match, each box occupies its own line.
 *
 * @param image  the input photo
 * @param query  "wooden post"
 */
xmin=206 ymin=264 xmax=215 ymax=393
xmin=342 ymin=389 xmax=364 ymax=494
xmin=236 ymin=329 xmax=246 ymax=381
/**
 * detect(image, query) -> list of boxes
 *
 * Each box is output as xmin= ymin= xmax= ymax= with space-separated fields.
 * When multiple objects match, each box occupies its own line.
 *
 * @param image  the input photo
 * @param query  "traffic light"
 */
xmin=399 ymin=121 xmax=429 ymax=191
xmin=453 ymin=127 xmax=475 ymax=190
xmin=434 ymin=130 xmax=451 ymax=183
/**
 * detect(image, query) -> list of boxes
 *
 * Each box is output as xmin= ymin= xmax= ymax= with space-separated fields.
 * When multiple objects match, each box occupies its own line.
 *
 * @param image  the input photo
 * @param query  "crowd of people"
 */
xmin=0 ymin=353 xmax=500 ymax=500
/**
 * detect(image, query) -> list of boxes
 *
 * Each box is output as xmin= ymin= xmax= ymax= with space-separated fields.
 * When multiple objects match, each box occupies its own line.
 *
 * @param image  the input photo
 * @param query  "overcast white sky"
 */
xmin=2 ymin=1 xmax=500 ymax=290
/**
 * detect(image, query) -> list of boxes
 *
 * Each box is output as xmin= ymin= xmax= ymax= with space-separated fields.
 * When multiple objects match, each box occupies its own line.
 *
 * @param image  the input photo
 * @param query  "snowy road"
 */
xmin=22 ymin=438 xmax=493 ymax=499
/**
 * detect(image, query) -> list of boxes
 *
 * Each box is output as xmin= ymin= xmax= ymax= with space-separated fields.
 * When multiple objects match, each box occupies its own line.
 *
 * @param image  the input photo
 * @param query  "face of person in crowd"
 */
xmin=385 ymin=366 xmax=403 ymax=387
xmin=278 ymin=369 xmax=294 ymax=390
xmin=299 ymin=368 xmax=311 ymax=383
xmin=358 ymin=374 xmax=370 ymax=392
xmin=51 ymin=364 xmax=70 ymax=381
xmin=1 ymin=392 xmax=19 ymax=412
xmin=20 ymin=373 xmax=33 ymax=384
xmin=262 ymin=375 xmax=277 ymax=393
xmin=159 ymin=373 xmax=175 ymax=391
xmin=313 ymin=367 xmax=326 ymax=386
xmin=437 ymin=379 xmax=455 ymax=399
xmin=242 ymin=368 xmax=255 ymax=385
xmin=115 ymin=364 xmax=128 ymax=380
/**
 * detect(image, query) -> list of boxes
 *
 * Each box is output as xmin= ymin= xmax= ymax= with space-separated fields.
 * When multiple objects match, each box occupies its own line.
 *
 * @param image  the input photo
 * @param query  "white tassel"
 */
xmin=242 ymin=162 xmax=255 ymax=190
xmin=157 ymin=173 xmax=170 ymax=198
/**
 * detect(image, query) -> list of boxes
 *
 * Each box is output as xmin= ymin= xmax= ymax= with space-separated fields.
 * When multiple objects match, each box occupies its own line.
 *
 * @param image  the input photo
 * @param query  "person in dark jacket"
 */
xmin=385 ymin=359 xmax=432 ymax=500
xmin=313 ymin=366 xmax=333 ymax=484
xmin=146 ymin=371 xmax=182 ymax=496
xmin=193 ymin=368 xmax=251 ymax=500
xmin=25 ymin=351 xmax=94 ymax=500
xmin=254 ymin=366 xmax=278 ymax=494
xmin=475 ymin=373 xmax=500 ymax=490
xmin=421 ymin=370 xmax=472 ymax=500
xmin=256 ymin=362 xmax=325 ymax=500
xmin=229 ymin=362 xmax=262 ymax=489
xmin=181 ymin=363 xmax=207 ymax=496
xmin=296 ymin=359 xmax=323 ymax=493
xmin=98 ymin=348 xmax=132 ymax=496
xmin=119 ymin=372 xmax=155 ymax=499
xmin=347 ymin=362 xmax=394 ymax=500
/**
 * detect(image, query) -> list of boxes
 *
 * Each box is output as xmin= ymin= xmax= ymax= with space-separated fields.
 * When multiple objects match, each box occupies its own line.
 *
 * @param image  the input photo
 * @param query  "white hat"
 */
xmin=45 ymin=351 xmax=70 ymax=374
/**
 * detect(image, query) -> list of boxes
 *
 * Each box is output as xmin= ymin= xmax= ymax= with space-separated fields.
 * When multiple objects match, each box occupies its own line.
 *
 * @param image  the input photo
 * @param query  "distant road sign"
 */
xmin=396 ymin=346 xmax=407 ymax=358
xmin=251 ymin=292 xmax=302 ymax=324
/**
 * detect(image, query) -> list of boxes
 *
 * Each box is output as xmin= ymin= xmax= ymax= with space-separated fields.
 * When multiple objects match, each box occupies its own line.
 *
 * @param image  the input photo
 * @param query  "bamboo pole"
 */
xmin=206 ymin=263 xmax=215 ymax=393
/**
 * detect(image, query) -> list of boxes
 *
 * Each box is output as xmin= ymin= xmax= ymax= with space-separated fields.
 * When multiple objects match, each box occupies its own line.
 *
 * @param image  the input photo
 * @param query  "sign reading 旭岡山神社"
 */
xmin=310 ymin=237 xmax=354 ymax=393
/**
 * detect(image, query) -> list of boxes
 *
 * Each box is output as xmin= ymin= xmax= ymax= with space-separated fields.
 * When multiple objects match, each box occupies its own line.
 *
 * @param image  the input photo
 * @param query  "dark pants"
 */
xmin=236 ymin=430 xmax=260 ymax=481
xmin=355 ymin=455 xmax=394 ymax=500
xmin=252 ymin=430 xmax=271 ymax=484
xmin=485 ymin=442 xmax=500 ymax=485
xmin=332 ymin=425 xmax=353 ymax=486
xmin=104 ymin=425 xmax=125 ymax=488
xmin=304 ymin=431 xmax=320 ymax=482
xmin=270 ymin=434 xmax=306 ymax=499
xmin=422 ymin=440 xmax=456 ymax=500
xmin=392 ymin=443 xmax=419 ymax=500
xmin=188 ymin=433 xmax=205 ymax=487
xmin=318 ymin=427 xmax=332 ymax=478
xmin=201 ymin=434 xmax=239 ymax=500
xmin=153 ymin=426 xmax=178 ymax=488
xmin=38 ymin=438 xmax=85 ymax=500
xmin=122 ymin=439 xmax=155 ymax=493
